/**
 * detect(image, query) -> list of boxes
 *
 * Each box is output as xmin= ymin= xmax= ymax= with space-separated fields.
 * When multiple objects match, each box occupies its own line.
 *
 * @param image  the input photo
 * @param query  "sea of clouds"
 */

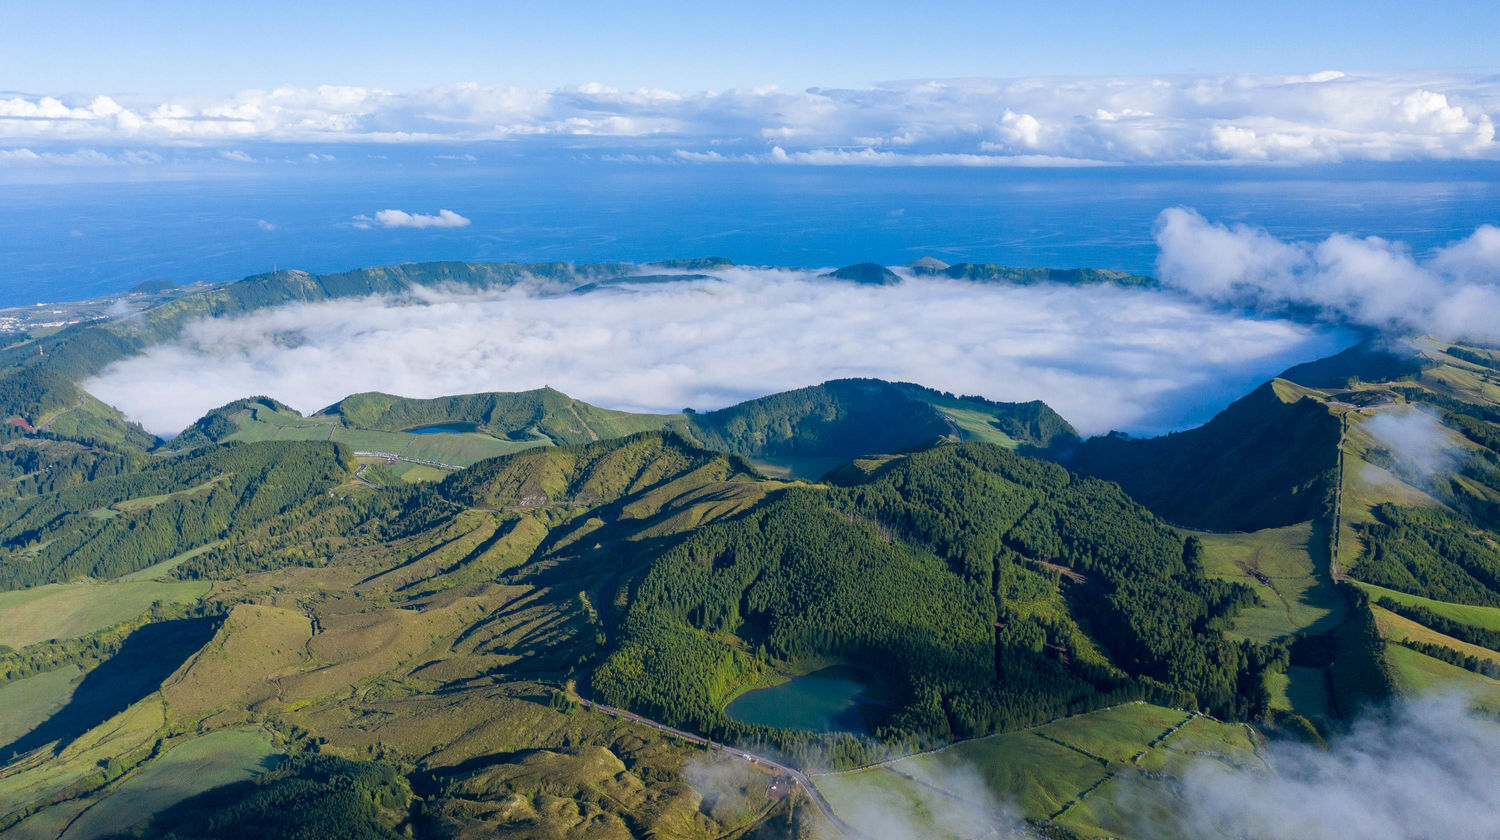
xmin=3 ymin=70 xmax=1497 ymax=166
xmin=85 ymin=206 xmax=1500 ymax=440
xmin=83 ymin=267 xmax=1352 ymax=439
xmin=1135 ymin=694 xmax=1500 ymax=840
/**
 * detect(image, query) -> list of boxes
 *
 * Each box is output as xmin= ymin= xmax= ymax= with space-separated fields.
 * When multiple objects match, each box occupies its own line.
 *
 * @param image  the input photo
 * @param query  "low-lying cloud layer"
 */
xmin=1362 ymin=408 xmax=1466 ymax=487
xmin=83 ymin=269 xmax=1349 ymax=438
xmin=833 ymin=759 xmax=1024 ymax=840
xmin=1140 ymin=695 xmax=1500 ymax=840
xmin=3 ymin=71 xmax=1497 ymax=164
xmin=1156 ymin=210 xmax=1500 ymax=342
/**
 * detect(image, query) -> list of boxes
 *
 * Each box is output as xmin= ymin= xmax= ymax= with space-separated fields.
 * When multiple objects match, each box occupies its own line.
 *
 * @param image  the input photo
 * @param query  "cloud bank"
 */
xmin=1137 ymin=695 xmax=1500 ymax=840
xmin=832 ymin=758 xmax=1024 ymax=840
xmin=82 ymin=270 xmax=1349 ymax=438
xmin=1156 ymin=210 xmax=1500 ymax=342
xmin=352 ymin=209 xmax=471 ymax=230
xmin=1362 ymin=408 xmax=1466 ymax=487
xmin=3 ymin=71 xmax=1498 ymax=164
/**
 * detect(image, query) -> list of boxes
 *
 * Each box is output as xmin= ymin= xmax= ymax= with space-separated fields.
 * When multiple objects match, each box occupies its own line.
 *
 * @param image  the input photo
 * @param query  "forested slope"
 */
xmin=1067 ymin=380 xmax=1340 ymax=531
xmin=594 ymin=441 xmax=1271 ymax=751
xmin=0 ymin=440 xmax=352 ymax=588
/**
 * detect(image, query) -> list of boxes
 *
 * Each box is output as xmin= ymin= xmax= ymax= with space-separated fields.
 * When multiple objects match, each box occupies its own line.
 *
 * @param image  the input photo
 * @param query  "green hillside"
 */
xmin=682 ymin=378 xmax=1077 ymax=465
xmin=1067 ymin=380 xmax=1341 ymax=531
xmin=6 ymin=258 xmax=1500 ymax=838
xmin=323 ymin=387 xmax=677 ymax=444
xmin=908 ymin=261 xmax=1156 ymax=287
xmin=822 ymin=263 xmax=902 ymax=285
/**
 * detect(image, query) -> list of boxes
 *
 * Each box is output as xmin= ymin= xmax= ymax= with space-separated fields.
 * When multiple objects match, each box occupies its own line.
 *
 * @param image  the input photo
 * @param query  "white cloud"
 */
xmin=219 ymin=149 xmax=254 ymax=162
xmin=0 ymin=146 xmax=161 ymax=166
xmin=81 ymin=269 xmax=1349 ymax=438
xmin=256 ymin=219 xmax=277 ymax=232
xmin=352 ymin=209 xmax=471 ymax=229
xmin=1362 ymin=408 xmax=1466 ymax=487
xmin=1129 ymin=695 xmax=1500 ymax=840
xmin=1155 ymin=209 xmax=1500 ymax=342
xmin=0 ymin=71 xmax=1496 ymax=163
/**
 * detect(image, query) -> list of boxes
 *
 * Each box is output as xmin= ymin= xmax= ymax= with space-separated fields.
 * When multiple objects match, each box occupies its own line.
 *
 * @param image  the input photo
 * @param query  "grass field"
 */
xmin=933 ymin=406 xmax=1020 ymax=448
xmin=56 ymin=729 xmax=280 ymax=840
xmin=111 ymin=474 xmax=228 ymax=513
xmin=1354 ymin=581 xmax=1500 ymax=632
xmin=1386 ymin=643 xmax=1500 ymax=708
xmin=0 ymin=695 xmax=167 ymax=829
xmin=815 ymin=702 xmax=1260 ymax=838
xmin=399 ymin=432 xmax=533 ymax=465
xmin=1191 ymin=522 xmax=1345 ymax=643
xmin=119 ymin=542 xmax=223 ymax=582
xmin=1266 ymin=665 xmax=1333 ymax=720
xmin=0 ymin=665 xmax=80 ymax=748
xmin=1373 ymin=606 xmax=1500 ymax=669
xmin=0 ymin=580 xmax=209 ymax=648
xmin=221 ymin=403 xmax=540 ymax=467
xmin=369 ymin=460 xmax=451 ymax=484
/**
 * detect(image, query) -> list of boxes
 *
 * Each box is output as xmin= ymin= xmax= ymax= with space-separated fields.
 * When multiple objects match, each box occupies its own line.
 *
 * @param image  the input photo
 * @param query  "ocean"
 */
xmin=1 ymin=154 xmax=1498 ymax=308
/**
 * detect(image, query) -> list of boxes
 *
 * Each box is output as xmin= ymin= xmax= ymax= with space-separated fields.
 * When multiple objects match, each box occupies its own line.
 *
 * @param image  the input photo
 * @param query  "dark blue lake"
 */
xmin=405 ymin=423 xmax=481 ymax=435
xmin=2 ymin=153 xmax=1497 ymax=308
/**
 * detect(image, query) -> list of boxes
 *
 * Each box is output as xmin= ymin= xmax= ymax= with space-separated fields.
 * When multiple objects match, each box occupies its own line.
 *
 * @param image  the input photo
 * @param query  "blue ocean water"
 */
xmin=1 ymin=154 xmax=1497 ymax=308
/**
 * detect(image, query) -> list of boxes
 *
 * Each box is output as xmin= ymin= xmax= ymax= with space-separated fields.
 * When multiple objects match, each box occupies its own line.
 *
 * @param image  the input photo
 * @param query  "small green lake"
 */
xmin=725 ymin=665 xmax=876 ymax=732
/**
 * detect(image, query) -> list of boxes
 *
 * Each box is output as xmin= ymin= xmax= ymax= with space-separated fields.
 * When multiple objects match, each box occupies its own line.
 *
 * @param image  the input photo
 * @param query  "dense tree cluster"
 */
xmin=0 ymin=440 xmax=146 ymax=498
xmin=1317 ymin=584 xmax=1396 ymax=716
xmin=0 ymin=366 xmax=80 ymax=427
xmin=1349 ymin=504 xmax=1500 ymax=607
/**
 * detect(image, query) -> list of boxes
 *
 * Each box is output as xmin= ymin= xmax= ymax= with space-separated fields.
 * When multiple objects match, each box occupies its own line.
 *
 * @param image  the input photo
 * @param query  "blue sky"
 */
xmin=3 ymin=1 xmax=1498 ymax=167
xmin=5 ymin=0 xmax=1498 ymax=95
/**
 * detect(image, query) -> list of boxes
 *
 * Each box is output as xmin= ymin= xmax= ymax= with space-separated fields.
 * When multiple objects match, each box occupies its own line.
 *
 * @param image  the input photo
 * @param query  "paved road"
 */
xmin=352 ymin=464 xmax=380 ymax=488
xmin=1331 ymin=411 xmax=1348 ymax=581
xmin=36 ymin=398 xmax=84 ymax=433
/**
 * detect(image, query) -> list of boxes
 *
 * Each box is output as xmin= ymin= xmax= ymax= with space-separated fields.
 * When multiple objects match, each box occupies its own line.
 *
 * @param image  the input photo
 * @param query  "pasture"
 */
xmin=1266 ymin=665 xmax=1333 ymax=720
xmin=0 ymin=579 xmax=208 ymax=649
xmin=0 ymin=666 xmax=80 ymax=748
xmin=1191 ymin=522 xmax=1345 ymax=643
xmin=1355 ymin=581 xmax=1500 ymax=632
xmin=57 ymin=729 xmax=279 ymax=840
xmin=1373 ymin=606 xmax=1500 ymax=670
xmin=221 ymin=401 xmax=541 ymax=467
xmin=814 ymin=702 xmax=1261 ymax=838
xmin=1386 ymin=643 xmax=1500 ymax=708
